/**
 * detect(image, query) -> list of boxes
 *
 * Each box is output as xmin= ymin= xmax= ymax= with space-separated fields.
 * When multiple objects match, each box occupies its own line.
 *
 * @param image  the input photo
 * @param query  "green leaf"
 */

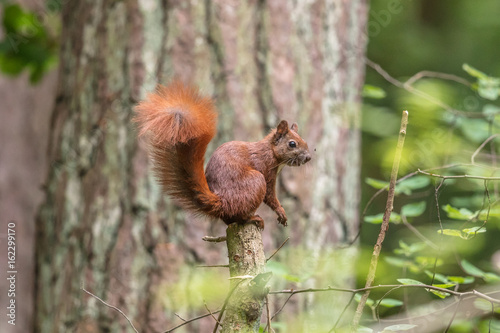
xmin=474 ymin=298 xmax=500 ymax=313
xmin=364 ymin=212 xmax=401 ymax=224
xmin=357 ymin=326 xmax=374 ymax=333
xmin=378 ymin=298 xmax=403 ymax=308
xmin=463 ymin=63 xmax=490 ymax=80
xmin=461 ymin=262 xmax=500 ymax=284
xmin=401 ymin=201 xmax=427 ymax=217
xmin=483 ymin=104 xmax=500 ymax=118
xmin=439 ymin=228 xmax=465 ymax=238
xmin=396 ymin=176 xmax=431 ymax=195
xmin=394 ymin=241 xmax=426 ymax=256
xmin=381 ymin=324 xmax=417 ymax=332
xmin=385 ymin=256 xmax=413 ymax=268
xmin=424 ymin=270 xmax=449 ymax=284
xmin=432 ymin=283 xmax=456 ymax=288
xmin=354 ymin=293 xmax=374 ymax=307
xmin=415 ymin=256 xmax=442 ymax=268
xmin=365 ymin=176 xmax=430 ymax=196
xmin=463 ymin=64 xmax=500 ymax=100
xmin=397 ymin=278 xmax=425 ymax=285
xmin=462 ymin=226 xmax=486 ymax=235
xmin=442 ymin=204 xmax=474 ymax=220
xmin=447 ymin=276 xmax=475 ymax=284
xmin=484 ymin=272 xmax=500 ymax=283
xmin=461 ymin=259 xmax=485 ymax=277
xmin=365 ymin=177 xmax=389 ymax=190
xmin=362 ymin=84 xmax=387 ymax=99
xmin=429 ymin=290 xmax=450 ymax=299
xmin=439 ymin=227 xmax=486 ymax=240
xmin=460 ymin=119 xmax=494 ymax=143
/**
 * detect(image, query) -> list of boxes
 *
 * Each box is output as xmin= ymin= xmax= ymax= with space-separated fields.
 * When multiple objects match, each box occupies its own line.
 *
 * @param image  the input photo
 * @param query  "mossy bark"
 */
xmin=221 ymin=223 xmax=270 ymax=332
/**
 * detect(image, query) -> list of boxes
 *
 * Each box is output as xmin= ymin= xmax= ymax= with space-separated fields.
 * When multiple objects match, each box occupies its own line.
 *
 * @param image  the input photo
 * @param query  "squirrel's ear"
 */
xmin=290 ymin=122 xmax=298 ymax=132
xmin=274 ymin=120 xmax=289 ymax=143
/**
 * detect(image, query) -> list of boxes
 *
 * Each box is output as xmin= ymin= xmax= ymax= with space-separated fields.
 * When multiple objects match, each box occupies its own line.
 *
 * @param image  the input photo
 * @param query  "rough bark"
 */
xmin=34 ymin=1 xmax=368 ymax=332
xmin=221 ymin=223 xmax=270 ymax=333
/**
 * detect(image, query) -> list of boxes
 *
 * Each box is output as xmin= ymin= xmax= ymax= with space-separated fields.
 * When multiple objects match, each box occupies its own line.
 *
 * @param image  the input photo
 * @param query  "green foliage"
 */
xmin=463 ymin=64 xmax=500 ymax=100
xmin=461 ymin=259 xmax=500 ymax=282
xmin=439 ymin=226 xmax=486 ymax=240
xmin=362 ymin=84 xmax=387 ymax=99
xmin=365 ymin=176 xmax=430 ymax=196
xmin=0 ymin=2 xmax=59 ymax=82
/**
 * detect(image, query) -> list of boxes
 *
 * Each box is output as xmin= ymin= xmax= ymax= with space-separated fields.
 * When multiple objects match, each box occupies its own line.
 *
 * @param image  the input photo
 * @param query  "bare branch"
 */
xmin=365 ymin=58 xmax=489 ymax=119
xmin=202 ymin=235 xmax=227 ymax=242
xmin=418 ymin=169 xmax=500 ymax=180
xmin=269 ymin=284 xmax=500 ymax=304
xmin=163 ymin=310 xmax=221 ymax=333
xmin=204 ymin=300 xmax=222 ymax=326
xmin=197 ymin=264 xmax=229 ymax=268
xmin=401 ymin=215 xmax=439 ymax=250
xmin=352 ymin=110 xmax=409 ymax=330
xmin=81 ymin=287 xmax=139 ymax=333
xmin=266 ymin=237 xmax=290 ymax=262
xmin=173 ymin=313 xmax=186 ymax=322
xmin=404 ymin=70 xmax=471 ymax=87
xmin=471 ymin=134 xmax=499 ymax=165
xmin=444 ymin=296 xmax=462 ymax=333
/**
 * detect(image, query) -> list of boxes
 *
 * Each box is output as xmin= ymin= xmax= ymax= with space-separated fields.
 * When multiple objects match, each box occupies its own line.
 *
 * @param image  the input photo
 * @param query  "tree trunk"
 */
xmin=35 ymin=1 xmax=368 ymax=332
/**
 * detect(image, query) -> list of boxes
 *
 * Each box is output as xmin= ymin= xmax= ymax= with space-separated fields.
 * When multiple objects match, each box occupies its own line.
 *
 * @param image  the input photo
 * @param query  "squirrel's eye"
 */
xmin=288 ymin=141 xmax=297 ymax=148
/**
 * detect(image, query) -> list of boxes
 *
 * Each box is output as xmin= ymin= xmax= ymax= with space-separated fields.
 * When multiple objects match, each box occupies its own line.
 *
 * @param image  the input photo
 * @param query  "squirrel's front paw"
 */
xmin=276 ymin=206 xmax=288 ymax=227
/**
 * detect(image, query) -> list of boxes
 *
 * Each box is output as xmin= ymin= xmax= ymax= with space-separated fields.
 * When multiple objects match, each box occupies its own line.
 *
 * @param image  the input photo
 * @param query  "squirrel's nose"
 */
xmin=304 ymin=154 xmax=311 ymax=163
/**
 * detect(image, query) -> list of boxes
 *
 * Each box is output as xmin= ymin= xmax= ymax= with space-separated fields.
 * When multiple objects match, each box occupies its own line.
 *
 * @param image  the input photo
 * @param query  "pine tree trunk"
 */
xmin=35 ymin=1 xmax=368 ymax=332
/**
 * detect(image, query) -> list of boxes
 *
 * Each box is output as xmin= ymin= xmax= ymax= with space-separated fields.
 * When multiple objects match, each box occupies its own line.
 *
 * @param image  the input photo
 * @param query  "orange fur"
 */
xmin=134 ymin=80 xmax=311 ymax=228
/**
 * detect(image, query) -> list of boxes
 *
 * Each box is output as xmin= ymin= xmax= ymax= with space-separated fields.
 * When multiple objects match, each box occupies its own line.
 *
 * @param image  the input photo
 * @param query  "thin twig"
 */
xmin=401 ymin=215 xmax=439 ymax=250
xmin=81 ymin=287 xmax=139 ymax=333
xmin=417 ymin=169 xmax=500 ymax=180
xmin=329 ymin=294 xmax=356 ymax=333
xmin=352 ymin=110 xmax=409 ymax=331
xmin=271 ymin=293 xmax=294 ymax=320
xmin=471 ymin=134 xmax=499 ymax=165
xmin=265 ymin=295 xmax=273 ymax=333
xmin=163 ymin=310 xmax=221 ymax=333
xmin=430 ymin=178 xmax=445 ymax=286
xmin=197 ymin=264 xmax=229 ymax=268
xmin=204 ymin=300 xmax=222 ymax=326
xmin=444 ymin=296 xmax=462 ymax=333
xmin=173 ymin=313 xmax=186 ymax=322
xmin=362 ymin=162 xmax=500 ymax=221
xmin=268 ymin=284 xmax=500 ymax=304
xmin=202 ymin=235 xmax=227 ymax=242
xmin=404 ymin=70 xmax=471 ymax=87
xmin=366 ymin=58 xmax=490 ymax=119
xmin=267 ymin=237 xmax=290 ymax=262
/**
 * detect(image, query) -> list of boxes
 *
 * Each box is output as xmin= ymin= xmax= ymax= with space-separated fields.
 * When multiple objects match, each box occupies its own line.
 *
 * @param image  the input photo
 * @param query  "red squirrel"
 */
xmin=134 ymin=81 xmax=311 ymax=229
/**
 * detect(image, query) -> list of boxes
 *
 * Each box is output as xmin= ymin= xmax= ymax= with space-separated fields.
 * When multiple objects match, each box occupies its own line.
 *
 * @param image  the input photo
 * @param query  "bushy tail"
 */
xmin=134 ymin=81 xmax=223 ymax=218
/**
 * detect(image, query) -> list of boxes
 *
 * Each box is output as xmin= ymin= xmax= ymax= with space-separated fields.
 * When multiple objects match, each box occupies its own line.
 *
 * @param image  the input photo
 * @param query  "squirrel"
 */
xmin=134 ymin=81 xmax=311 ymax=229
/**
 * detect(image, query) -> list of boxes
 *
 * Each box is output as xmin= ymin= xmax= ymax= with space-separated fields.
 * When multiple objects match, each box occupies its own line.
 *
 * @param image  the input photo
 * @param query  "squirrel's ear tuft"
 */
xmin=290 ymin=122 xmax=298 ymax=132
xmin=274 ymin=120 xmax=289 ymax=143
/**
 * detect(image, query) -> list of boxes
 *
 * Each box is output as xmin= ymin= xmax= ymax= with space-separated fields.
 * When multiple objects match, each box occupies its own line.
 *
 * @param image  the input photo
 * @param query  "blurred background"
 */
xmin=0 ymin=0 xmax=499 ymax=332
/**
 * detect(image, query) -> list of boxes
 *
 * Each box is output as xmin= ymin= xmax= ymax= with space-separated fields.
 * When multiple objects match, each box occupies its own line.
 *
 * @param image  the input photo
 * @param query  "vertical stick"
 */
xmin=351 ymin=111 xmax=409 ymax=331
xmin=219 ymin=223 xmax=270 ymax=333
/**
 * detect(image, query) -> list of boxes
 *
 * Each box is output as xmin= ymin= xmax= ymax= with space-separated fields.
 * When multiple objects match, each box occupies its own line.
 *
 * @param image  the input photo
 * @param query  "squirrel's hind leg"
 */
xmin=248 ymin=215 xmax=265 ymax=230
